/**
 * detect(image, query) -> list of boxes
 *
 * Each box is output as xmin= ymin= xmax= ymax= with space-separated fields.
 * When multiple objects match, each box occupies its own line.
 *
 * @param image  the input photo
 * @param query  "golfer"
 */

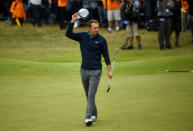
xmin=66 ymin=13 xmax=112 ymax=126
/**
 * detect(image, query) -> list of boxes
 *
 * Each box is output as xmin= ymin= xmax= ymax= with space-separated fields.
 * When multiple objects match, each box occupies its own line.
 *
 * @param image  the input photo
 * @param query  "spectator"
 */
xmin=187 ymin=0 xmax=193 ymax=42
xmin=97 ymin=0 xmax=108 ymax=27
xmin=30 ymin=0 xmax=42 ymax=27
xmin=121 ymin=0 xmax=142 ymax=50
xmin=171 ymin=0 xmax=181 ymax=46
xmin=69 ymin=0 xmax=82 ymax=14
xmin=10 ymin=0 xmax=26 ymax=26
xmin=2 ymin=0 xmax=13 ymax=22
xmin=41 ymin=0 xmax=52 ymax=24
xmin=103 ymin=0 xmax=122 ymax=32
xmin=49 ymin=0 xmax=58 ymax=24
xmin=143 ymin=0 xmax=151 ymax=20
xmin=88 ymin=0 xmax=98 ymax=20
xmin=181 ymin=0 xmax=189 ymax=32
xmin=157 ymin=0 xmax=173 ymax=49
xmin=69 ymin=0 xmax=82 ymax=28
xmin=58 ymin=0 xmax=68 ymax=29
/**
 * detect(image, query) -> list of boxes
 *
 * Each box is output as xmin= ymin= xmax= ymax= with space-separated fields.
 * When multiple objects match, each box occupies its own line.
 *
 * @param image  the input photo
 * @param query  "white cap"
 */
xmin=78 ymin=8 xmax=89 ymax=19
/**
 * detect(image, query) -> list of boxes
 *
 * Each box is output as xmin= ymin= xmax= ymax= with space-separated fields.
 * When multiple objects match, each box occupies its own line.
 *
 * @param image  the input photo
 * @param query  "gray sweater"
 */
xmin=157 ymin=0 xmax=173 ymax=17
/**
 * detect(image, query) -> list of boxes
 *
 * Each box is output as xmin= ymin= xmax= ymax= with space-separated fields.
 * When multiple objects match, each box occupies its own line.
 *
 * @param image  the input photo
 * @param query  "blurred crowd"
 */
xmin=0 ymin=0 xmax=159 ymax=28
xmin=0 ymin=0 xmax=193 ymax=49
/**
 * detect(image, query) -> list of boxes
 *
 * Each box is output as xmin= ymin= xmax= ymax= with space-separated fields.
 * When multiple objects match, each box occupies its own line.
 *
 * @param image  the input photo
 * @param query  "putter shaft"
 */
xmin=107 ymin=79 xmax=111 ymax=92
xmin=107 ymin=48 xmax=118 ymax=93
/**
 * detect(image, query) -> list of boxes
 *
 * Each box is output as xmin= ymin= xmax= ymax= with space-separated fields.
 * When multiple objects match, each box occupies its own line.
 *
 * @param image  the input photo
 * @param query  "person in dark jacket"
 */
xmin=157 ymin=0 xmax=173 ymax=49
xmin=187 ymin=0 xmax=193 ymax=42
xmin=171 ymin=0 xmax=181 ymax=46
xmin=66 ymin=13 xmax=112 ymax=127
xmin=30 ymin=0 xmax=42 ymax=27
xmin=58 ymin=0 xmax=68 ymax=29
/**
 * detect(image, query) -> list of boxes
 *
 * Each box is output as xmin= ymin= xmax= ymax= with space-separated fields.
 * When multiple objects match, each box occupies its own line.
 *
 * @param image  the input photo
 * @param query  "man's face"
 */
xmin=89 ymin=23 xmax=99 ymax=36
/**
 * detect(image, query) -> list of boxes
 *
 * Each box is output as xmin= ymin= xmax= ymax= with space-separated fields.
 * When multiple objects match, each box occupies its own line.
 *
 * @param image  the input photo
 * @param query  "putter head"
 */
xmin=107 ymin=84 xmax=110 ymax=93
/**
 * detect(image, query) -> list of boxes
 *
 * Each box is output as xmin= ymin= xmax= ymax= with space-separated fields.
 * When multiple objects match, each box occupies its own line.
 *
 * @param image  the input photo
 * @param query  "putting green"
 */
xmin=0 ymin=22 xmax=193 ymax=131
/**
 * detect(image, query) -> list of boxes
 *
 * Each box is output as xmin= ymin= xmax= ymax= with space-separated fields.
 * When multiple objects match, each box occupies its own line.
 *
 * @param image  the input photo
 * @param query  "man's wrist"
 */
xmin=107 ymin=66 xmax=112 ymax=72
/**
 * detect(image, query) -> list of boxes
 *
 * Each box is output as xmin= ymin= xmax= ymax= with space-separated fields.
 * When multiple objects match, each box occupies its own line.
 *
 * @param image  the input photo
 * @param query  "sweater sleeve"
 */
xmin=66 ymin=23 xmax=81 ymax=42
xmin=10 ymin=1 xmax=16 ymax=14
xmin=102 ymin=38 xmax=111 ymax=65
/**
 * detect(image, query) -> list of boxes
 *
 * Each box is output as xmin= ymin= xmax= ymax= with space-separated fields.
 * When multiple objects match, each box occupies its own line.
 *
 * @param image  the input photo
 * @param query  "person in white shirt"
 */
xmin=30 ymin=0 xmax=42 ymax=27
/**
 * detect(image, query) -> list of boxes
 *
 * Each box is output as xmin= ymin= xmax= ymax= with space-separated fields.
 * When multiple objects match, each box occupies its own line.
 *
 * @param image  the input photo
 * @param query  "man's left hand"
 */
xmin=108 ymin=71 xmax=113 ymax=80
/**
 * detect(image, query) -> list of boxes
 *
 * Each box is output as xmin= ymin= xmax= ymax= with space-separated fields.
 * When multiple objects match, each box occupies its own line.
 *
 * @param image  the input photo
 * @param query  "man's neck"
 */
xmin=88 ymin=32 xmax=98 ymax=38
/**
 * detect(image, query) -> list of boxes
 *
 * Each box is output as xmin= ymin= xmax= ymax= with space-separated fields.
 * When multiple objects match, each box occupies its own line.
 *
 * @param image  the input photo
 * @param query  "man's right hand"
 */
xmin=71 ymin=13 xmax=78 ymax=23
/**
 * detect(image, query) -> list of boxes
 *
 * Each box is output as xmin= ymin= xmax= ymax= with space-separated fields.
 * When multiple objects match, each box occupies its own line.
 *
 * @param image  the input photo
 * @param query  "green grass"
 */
xmin=0 ymin=22 xmax=193 ymax=131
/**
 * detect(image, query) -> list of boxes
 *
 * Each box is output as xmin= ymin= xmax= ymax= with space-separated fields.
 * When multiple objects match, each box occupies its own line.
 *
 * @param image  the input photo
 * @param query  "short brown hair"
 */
xmin=88 ymin=19 xmax=99 ymax=27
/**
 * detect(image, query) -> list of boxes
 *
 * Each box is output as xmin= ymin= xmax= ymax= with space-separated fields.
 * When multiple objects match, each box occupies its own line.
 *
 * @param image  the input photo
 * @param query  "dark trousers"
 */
xmin=158 ymin=18 xmax=172 ymax=49
xmin=30 ymin=3 xmax=41 ymax=27
xmin=97 ymin=6 xmax=107 ymax=27
xmin=59 ymin=7 xmax=66 ymax=29
xmin=80 ymin=69 xmax=102 ymax=119
xmin=187 ymin=14 xmax=193 ymax=40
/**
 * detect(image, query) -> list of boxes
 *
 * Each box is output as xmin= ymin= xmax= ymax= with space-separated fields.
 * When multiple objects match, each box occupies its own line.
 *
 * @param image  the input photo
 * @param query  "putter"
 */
xmin=107 ymin=48 xmax=118 ymax=93
xmin=165 ymin=70 xmax=193 ymax=72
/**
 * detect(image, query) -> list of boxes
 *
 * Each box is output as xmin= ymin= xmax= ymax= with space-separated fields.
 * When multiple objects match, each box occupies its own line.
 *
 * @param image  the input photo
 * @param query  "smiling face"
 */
xmin=88 ymin=20 xmax=99 ymax=36
xmin=89 ymin=23 xmax=99 ymax=36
